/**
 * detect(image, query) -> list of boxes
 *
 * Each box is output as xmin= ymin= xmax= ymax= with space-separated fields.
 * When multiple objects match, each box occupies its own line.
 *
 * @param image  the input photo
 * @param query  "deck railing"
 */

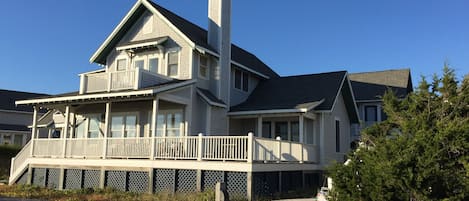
xmin=79 ymin=68 xmax=172 ymax=94
xmin=25 ymin=134 xmax=318 ymax=164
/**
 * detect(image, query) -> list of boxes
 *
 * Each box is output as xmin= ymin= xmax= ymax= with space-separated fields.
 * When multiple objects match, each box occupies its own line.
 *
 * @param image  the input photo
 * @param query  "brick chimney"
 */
xmin=208 ymin=0 xmax=231 ymax=104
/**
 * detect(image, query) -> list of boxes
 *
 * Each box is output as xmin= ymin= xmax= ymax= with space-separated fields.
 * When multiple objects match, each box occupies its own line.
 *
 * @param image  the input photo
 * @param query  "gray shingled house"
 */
xmin=349 ymin=69 xmax=413 ymax=144
xmin=0 ymin=89 xmax=46 ymax=147
xmin=9 ymin=0 xmax=360 ymax=199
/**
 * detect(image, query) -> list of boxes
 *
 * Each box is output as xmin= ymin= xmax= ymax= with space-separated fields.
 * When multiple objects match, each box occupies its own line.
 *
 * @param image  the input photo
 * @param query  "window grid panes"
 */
xmin=242 ymin=72 xmax=249 ymax=92
xmin=116 ymin=59 xmax=127 ymax=71
xmin=199 ymin=56 xmax=208 ymax=79
xmin=149 ymin=58 xmax=159 ymax=73
xmin=234 ymin=69 xmax=242 ymax=89
xmin=168 ymin=52 xmax=179 ymax=77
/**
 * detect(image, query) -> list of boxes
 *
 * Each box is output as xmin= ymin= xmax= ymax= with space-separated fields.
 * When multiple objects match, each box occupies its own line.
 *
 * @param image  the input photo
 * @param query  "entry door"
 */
xmin=156 ymin=110 xmax=184 ymax=137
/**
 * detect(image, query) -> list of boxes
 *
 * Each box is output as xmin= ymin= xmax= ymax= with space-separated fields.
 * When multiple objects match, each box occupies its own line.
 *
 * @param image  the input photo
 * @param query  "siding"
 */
xmin=230 ymin=67 xmax=261 ymax=106
xmin=0 ymin=111 xmax=32 ymax=126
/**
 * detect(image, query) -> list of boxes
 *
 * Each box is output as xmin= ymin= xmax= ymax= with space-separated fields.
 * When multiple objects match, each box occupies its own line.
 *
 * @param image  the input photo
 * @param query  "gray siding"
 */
xmin=209 ymin=107 xmax=228 ymax=136
xmin=0 ymin=111 xmax=33 ymax=126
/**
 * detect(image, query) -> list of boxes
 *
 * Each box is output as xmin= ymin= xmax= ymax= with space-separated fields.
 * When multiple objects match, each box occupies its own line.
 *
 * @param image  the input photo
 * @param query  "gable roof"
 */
xmin=90 ymin=0 xmax=278 ymax=79
xmin=230 ymin=71 xmax=359 ymax=123
xmin=349 ymin=69 xmax=413 ymax=101
xmin=0 ymin=89 xmax=48 ymax=113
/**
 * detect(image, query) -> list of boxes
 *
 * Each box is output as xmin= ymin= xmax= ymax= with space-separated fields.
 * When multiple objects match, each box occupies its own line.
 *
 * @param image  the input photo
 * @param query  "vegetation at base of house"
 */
xmin=0 ymin=185 xmax=220 ymax=201
xmin=328 ymin=66 xmax=469 ymax=201
xmin=0 ymin=145 xmax=21 ymax=180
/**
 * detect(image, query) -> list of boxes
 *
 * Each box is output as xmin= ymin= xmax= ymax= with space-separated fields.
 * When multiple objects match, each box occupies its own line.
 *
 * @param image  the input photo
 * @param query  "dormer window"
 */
xmin=199 ymin=55 xmax=209 ymax=79
xmin=116 ymin=59 xmax=127 ymax=71
xmin=167 ymin=51 xmax=179 ymax=77
xmin=234 ymin=68 xmax=249 ymax=92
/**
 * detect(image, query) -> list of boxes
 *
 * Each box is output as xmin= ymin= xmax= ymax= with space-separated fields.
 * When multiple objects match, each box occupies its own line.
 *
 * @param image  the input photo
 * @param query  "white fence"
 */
xmin=22 ymin=135 xmax=318 ymax=163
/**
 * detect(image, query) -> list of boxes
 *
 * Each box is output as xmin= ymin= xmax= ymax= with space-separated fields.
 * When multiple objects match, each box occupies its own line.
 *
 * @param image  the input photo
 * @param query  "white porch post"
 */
xmin=62 ymin=105 xmax=70 ymax=158
xmin=150 ymin=97 xmax=158 ymax=159
xmin=29 ymin=106 xmax=38 ymax=156
xmin=256 ymin=116 xmax=263 ymax=137
xmin=247 ymin=132 xmax=254 ymax=163
xmin=103 ymin=102 xmax=111 ymax=159
xmin=299 ymin=114 xmax=304 ymax=163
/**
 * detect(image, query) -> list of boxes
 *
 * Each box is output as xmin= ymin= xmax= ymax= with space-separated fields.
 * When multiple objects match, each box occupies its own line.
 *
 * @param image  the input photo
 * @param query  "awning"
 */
xmin=116 ymin=36 xmax=168 ymax=51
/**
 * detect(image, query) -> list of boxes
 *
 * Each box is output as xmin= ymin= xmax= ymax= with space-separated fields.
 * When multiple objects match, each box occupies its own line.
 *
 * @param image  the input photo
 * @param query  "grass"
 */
xmin=0 ymin=185 xmax=218 ymax=201
xmin=0 ymin=145 xmax=22 ymax=181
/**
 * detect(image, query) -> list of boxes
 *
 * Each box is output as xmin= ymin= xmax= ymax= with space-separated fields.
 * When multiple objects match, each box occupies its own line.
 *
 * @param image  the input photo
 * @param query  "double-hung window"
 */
xmin=74 ymin=115 xmax=101 ymax=138
xmin=167 ymin=51 xmax=179 ymax=77
xmin=199 ymin=55 xmax=209 ymax=79
xmin=116 ymin=59 xmax=127 ymax=71
xmin=234 ymin=69 xmax=249 ymax=92
xmin=111 ymin=114 xmax=137 ymax=138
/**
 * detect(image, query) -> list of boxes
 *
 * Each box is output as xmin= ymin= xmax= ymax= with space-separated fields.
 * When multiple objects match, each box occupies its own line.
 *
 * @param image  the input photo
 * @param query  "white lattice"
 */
xmin=154 ymin=169 xmax=175 ymax=193
xmin=32 ymin=168 xmax=46 ymax=187
xmin=226 ymin=172 xmax=247 ymax=199
xmin=106 ymin=170 xmax=127 ymax=191
xmin=128 ymin=171 xmax=149 ymax=193
xmin=203 ymin=170 xmax=224 ymax=191
xmin=176 ymin=170 xmax=197 ymax=193
xmin=46 ymin=168 xmax=60 ymax=189
xmin=83 ymin=169 xmax=100 ymax=189
xmin=65 ymin=169 xmax=82 ymax=189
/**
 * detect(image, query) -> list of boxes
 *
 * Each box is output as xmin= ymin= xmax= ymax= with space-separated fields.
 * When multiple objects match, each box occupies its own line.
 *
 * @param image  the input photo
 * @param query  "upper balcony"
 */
xmin=79 ymin=68 xmax=172 ymax=94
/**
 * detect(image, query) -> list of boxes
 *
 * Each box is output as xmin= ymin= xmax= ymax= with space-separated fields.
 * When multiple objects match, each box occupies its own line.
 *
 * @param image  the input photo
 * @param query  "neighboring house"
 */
xmin=0 ymin=89 xmax=46 ymax=147
xmin=9 ymin=0 xmax=359 ymax=200
xmin=349 ymin=69 xmax=413 ymax=144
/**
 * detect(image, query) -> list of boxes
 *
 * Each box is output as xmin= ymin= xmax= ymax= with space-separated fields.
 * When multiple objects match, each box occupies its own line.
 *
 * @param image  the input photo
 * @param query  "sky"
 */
xmin=0 ymin=0 xmax=468 ymax=94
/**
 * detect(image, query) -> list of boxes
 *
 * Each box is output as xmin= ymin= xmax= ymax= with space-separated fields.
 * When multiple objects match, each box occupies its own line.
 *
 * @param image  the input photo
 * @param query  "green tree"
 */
xmin=328 ymin=67 xmax=469 ymax=201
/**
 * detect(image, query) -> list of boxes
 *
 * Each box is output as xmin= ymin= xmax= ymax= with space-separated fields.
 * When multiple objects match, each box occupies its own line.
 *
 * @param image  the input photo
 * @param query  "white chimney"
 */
xmin=208 ymin=0 xmax=231 ymax=104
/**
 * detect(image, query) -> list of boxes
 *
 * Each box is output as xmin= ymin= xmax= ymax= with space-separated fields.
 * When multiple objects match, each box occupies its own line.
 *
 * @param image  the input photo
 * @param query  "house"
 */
xmin=349 ymin=69 xmax=413 ymax=144
xmin=0 ymin=89 xmax=47 ymax=147
xmin=9 ymin=0 xmax=359 ymax=200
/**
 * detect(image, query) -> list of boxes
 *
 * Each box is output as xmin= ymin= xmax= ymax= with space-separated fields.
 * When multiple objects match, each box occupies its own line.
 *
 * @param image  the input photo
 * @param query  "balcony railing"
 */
xmin=27 ymin=134 xmax=318 ymax=163
xmin=79 ymin=68 xmax=171 ymax=94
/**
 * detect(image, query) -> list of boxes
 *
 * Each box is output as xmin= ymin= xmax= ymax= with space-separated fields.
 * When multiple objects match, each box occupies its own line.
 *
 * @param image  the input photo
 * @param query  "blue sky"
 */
xmin=0 ymin=0 xmax=468 ymax=94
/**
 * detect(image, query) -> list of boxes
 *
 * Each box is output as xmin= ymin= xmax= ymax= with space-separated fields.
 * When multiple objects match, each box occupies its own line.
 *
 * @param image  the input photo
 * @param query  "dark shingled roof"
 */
xmin=349 ymin=69 xmax=413 ymax=101
xmin=197 ymin=88 xmax=226 ymax=106
xmin=231 ymin=71 xmax=347 ymax=112
xmin=0 ymin=89 xmax=48 ymax=112
xmin=0 ymin=123 xmax=30 ymax=132
xmin=92 ymin=1 xmax=279 ymax=79
xmin=147 ymin=1 xmax=279 ymax=78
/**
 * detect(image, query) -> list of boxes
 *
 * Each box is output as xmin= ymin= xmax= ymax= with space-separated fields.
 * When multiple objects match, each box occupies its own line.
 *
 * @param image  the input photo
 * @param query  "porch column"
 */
xmin=103 ymin=102 xmax=111 ymax=159
xmin=299 ymin=114 xmax=304 ymax=163
xmin=256 ymin=116 xmax=263 ymax=137
xmin=29 ymin=106 xmax=38 ymax=156
xmin=62 ymin=105 xmax=70 ymax=158
xmin=150 ymin=97 xmax=158 ymax=159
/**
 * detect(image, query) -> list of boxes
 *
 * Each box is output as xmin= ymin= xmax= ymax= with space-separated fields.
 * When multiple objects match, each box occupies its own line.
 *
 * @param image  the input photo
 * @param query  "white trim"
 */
xmin=196 ymin=89 xmax=227 ymax=108
xmin=115 ymin=37 xmax=167 ymax=51
xmin=166 ymin=48 xmax=180 ymax=78
xmin=345 ymin=73 xmax=361 ymax=121
xmin=228 ymin=108 xmax=307 ymax=116
xmin=15 ymin=80 xmax=197 ymax=105
xmin=78 ymin=69 xmax=106 ymax=76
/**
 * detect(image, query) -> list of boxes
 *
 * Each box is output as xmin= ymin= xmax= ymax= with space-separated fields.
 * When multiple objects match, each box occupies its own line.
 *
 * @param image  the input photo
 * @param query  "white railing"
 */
xmin=107 ymin=137 xmax=151 ymax=158
xmin=9 ymin=141 xmax=32 ymax=184
xmin=80 ymin=68 xmax=173 ymax=94
xmin=65 ymin=138 xmax=103 ymax=158
xmin=33 ymin=139 xmax=63 ymax=158
xmin=23 ymin=135 xmax=318 ymax=163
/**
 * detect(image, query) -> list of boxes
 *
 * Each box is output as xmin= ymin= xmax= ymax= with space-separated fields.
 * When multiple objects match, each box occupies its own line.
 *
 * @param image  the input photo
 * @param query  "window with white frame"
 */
xmin=199 ymin=55 xmax=209 ymax=79
xmin=74 ymin=115 xmax=101 ymax=138
xmin=155 ymin=110 xmax=183 ymax=137
xmin=167 ymin=51 xmax=179 ymax=77
xmin=234 ymin=68 xmax=249 ymax=92
xmin=148 ymin=57 xmax=159 ymax=74
xmin=116 ymin=58 xmax=127 ymax=71
xmin=111 ymin=114 xmax=137 ymax=138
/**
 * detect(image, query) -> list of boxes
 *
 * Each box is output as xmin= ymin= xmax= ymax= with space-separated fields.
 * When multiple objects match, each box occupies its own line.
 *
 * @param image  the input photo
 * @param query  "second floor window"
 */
xmin=167 ymin=51 xmax=179 ymax=77
xmin=234 ymin=69 xmax=249 ymax=92
xmin=199 ymin=55 xmax=208 ymax=79
xmin=134 ymin=59 xmax=144 ymax=69
xmin=148 ymin=57 xmax=159 ymax=74
xmin=336 ymin=120 xmax=341 ymax=152
xmin=116 ymin=59 xmax=127 ymax=71
xmin=365 ymin=105 xmax=378 ymax=122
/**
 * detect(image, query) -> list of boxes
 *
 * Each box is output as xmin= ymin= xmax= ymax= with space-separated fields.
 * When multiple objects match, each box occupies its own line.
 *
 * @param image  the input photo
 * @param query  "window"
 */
xmin=167 ymin=51 xmax=179 ymax=77
xmin=234 ymin=69 xmax=249 ymax=92
xmin=275 ymin=122 xmax=288 ymax=140
xmin=149 ymin=57 xmax=159 ymax=73
xmin=156 ymin=110 xmax=183 ymax=137
xmin=116 ymin=59 xmax=127 ymax=71
xmin=199 ymin=55 xmax=209 ymax=79
xmin=134 ymin=59 xmax=144 ymax=69
xmin=75 ymin=115 xmax=101 ymax=138
xmin=365 ymin=106 xmax=378 ymax=122
xmin=111 ymin=114 xmax=137 ymax=138
xmin=262 ymin=122 xmax=271 ymax=138
xmin=242 ymin=72 xmax=249 ymax=92
xmin=234 ymin=69 xmax=242 ymax=89
xmin=335 ymin=120 xmax=340 ymax=152
xmin=88 ymin=116 xmax=100 ymax=138
xmin=291 ymin=121 xmax=299 ymax=142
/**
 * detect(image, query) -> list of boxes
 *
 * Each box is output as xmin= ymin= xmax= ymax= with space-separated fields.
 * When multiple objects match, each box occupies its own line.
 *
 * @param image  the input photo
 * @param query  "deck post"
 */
xmin=103 ymin=102 xmax=111 ymax=159
xmin=247 ymin=171 xmax=253 ymax=201
xmin=30 ymin=106 xmax=38 ymax=157
xmin=26 ymin=165 xmax=32 ymax=185
xmin=276 ymin=136 xmax=282 ymax=163
xmin=99 ymin=167 xmax=106 ymax=188
xmin=79 ymin=74 xmax=86 ymax=94
xmin=148 ymin=168 xmax=154 ymax=193
xmin=247 ymin=132 xmax=253 ymax=163
xmin=196 ymin=169 xmax=202 ymax=192
xmin=134 ymin=67 xmax=140 ymax=90
xmin=197 ymin=133 xmax=203 ymax=161
xmin=62 ymin=105 xmax=70 ymax=158
xmin=107 ymin=71 xmax=112 ymax=92
xmin=58 ymin=168 xmax=65 ymax=190
xmin=150 ymin=97 xmax=158 ymax=160
xmin=299 ymin=114 xmax=304 ymax=163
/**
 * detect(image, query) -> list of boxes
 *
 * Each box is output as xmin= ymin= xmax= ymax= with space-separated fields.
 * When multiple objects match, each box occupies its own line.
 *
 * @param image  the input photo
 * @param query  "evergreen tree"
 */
xmin=328 ymin=67 xmax=469 ymax=201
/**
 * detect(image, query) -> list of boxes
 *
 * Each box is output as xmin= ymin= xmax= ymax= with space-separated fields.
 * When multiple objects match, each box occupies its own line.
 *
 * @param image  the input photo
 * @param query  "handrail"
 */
xmin=9 ymin=141 xmax=32 ymax=184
